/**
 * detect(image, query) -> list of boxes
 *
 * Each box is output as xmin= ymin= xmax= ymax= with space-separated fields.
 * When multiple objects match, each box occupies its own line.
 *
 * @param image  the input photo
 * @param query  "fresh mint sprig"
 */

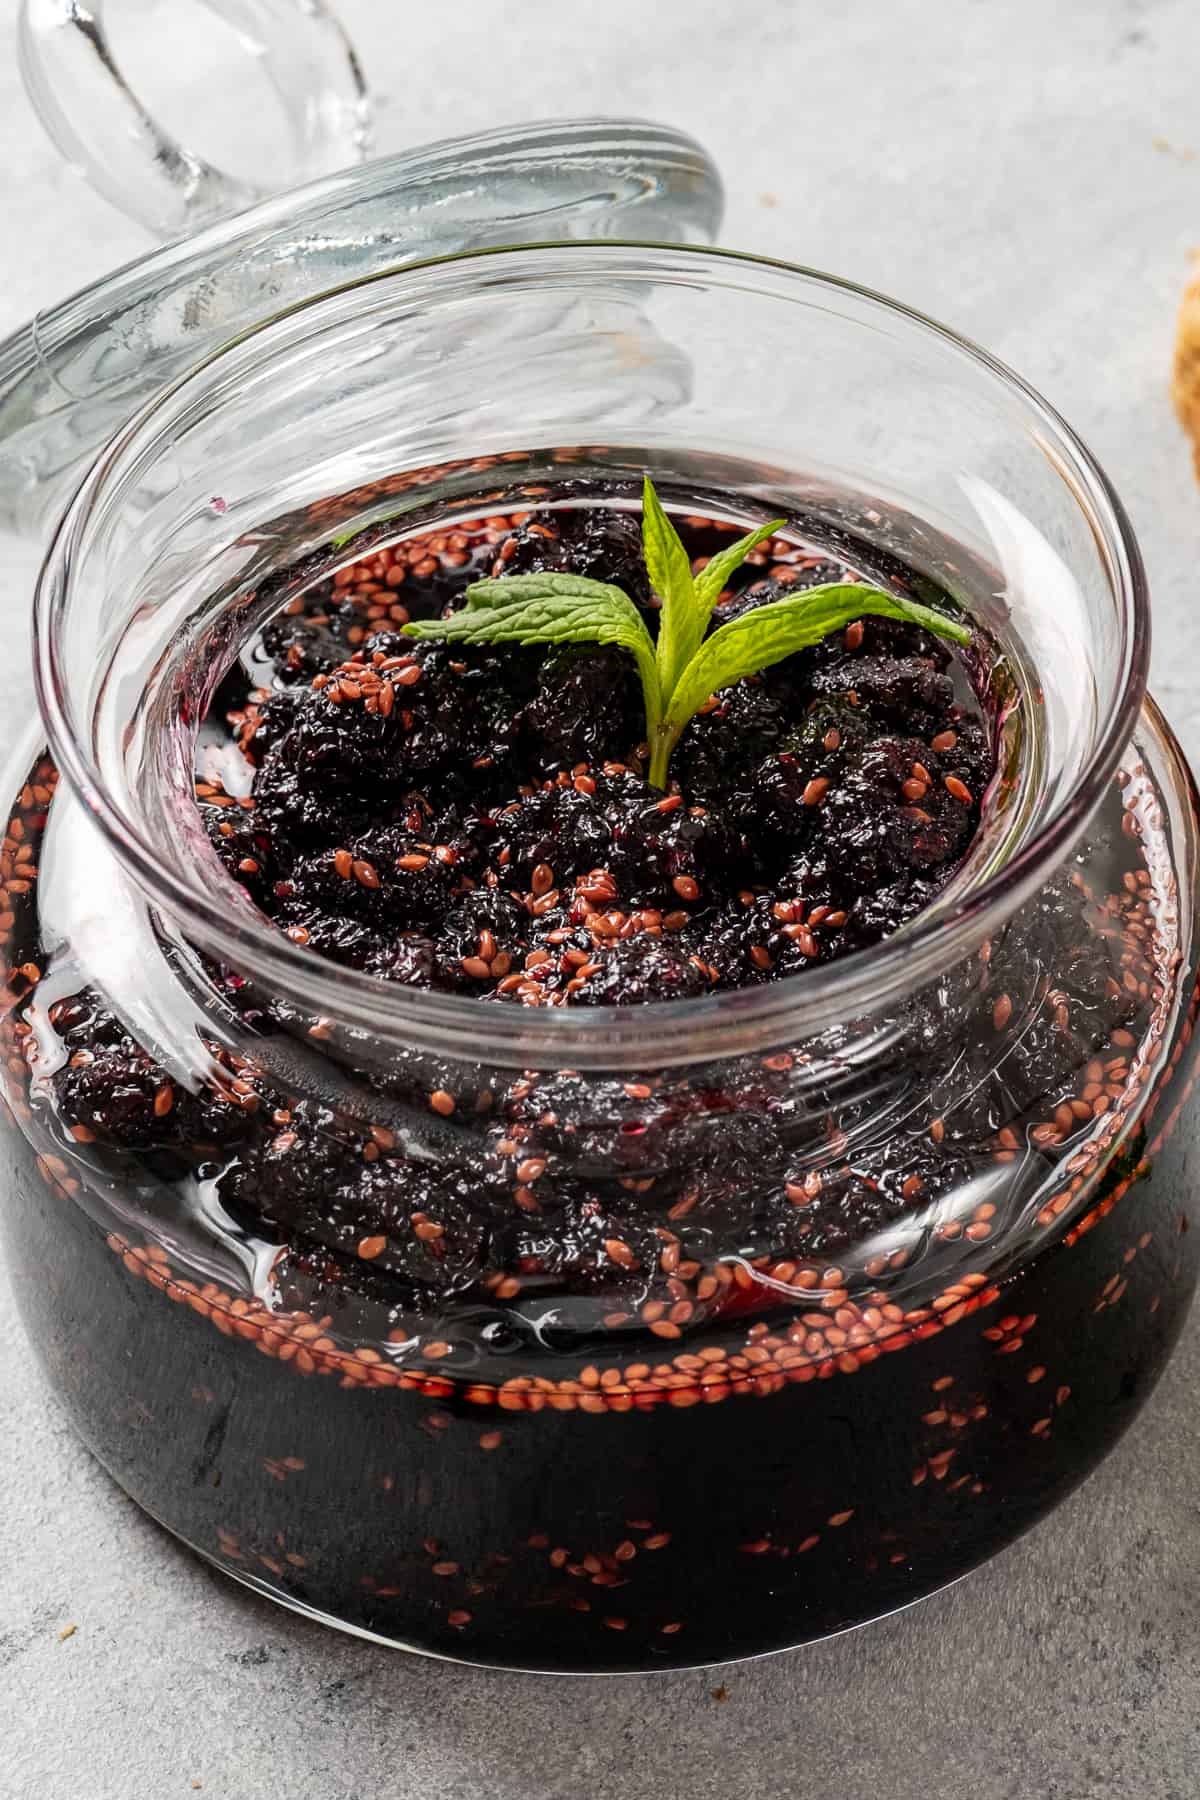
xmin=403 ymin=478 xmax=971 ymax=788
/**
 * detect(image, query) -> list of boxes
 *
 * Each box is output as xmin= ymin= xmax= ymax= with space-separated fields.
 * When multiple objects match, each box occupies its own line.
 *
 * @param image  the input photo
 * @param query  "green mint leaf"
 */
xmin=691 ymin=517 xmax=786 ymax=628
xmin=404 ymin=572 xmax=663 ymax=739
xmin=648 ymin=584 xmax=970 ymax=784
xmin=641 ymin=475 xmax=701 ymax=695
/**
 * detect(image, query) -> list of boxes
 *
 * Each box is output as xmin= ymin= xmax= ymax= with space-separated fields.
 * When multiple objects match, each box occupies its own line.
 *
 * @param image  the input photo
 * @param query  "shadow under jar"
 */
xmin=2 ymin=246 xmax=1198 ymax=1673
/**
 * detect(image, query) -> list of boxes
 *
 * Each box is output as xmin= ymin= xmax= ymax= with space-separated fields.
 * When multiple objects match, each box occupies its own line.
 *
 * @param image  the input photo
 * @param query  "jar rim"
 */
xmin=34 ymin=240 xmax=1150 ymax=1068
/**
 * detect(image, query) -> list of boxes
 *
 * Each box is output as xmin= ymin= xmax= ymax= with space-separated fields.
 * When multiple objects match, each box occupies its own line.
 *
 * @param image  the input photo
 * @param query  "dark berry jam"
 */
xmin=202 ymin=503 xmax=993 ymax=1001
xmin=1 ymin=484 xmax=1198 ymax=1672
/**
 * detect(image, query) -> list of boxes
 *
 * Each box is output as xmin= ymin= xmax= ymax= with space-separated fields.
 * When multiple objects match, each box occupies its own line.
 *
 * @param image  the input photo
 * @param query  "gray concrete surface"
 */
xmin=4 ymin=1 xmax=1200 ymax=1795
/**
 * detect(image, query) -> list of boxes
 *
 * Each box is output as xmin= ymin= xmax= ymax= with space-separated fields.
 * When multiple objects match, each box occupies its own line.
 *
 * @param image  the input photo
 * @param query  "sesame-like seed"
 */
xmin=802 ymin=777 xmax=829 ymax=806
xmin=672 ymin=875 xmax=701 ymax=901
xmin=357 ymin=1235 xmax=387 ymax=1260
xmin=945 ymin=775 xmax=973 ymax=804
xmin=845 ymin=620 xmax=865 ymax=650
xmin=430 ymin=1089 xmax=455 ymax=1116
xmin=992 ymin=993 xmax=1013 ymax=1030
xmin=352 ymin=858 xmax=380 ymax=888
xmin=333 ymin=848 xmax=353 ymax=878
xmin=396 ymin=853 xmax=429 ymax=871
xmin=931 ymin=729 xmax=957 ymax=752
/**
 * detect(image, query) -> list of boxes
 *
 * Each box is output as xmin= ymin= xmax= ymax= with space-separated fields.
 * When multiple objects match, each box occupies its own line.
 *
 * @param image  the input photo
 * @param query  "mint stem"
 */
xmin=648 ymin=727 xmax=674 ymax=790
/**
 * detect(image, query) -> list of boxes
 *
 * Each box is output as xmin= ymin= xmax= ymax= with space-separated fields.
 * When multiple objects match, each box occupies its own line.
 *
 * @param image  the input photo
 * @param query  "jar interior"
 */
xmin=40 ymin=248 xmax=1144 ymax=1063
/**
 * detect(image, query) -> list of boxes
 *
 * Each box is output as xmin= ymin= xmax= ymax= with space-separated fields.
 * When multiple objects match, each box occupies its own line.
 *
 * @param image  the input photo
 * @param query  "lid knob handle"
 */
xmin=17 ymin=0 xmax=372 ymax=239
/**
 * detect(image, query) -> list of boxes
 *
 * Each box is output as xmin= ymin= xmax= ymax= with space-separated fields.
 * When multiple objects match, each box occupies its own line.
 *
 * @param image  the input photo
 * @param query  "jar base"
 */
xmin=118 ymin=1468 xmax=990 ymax=1676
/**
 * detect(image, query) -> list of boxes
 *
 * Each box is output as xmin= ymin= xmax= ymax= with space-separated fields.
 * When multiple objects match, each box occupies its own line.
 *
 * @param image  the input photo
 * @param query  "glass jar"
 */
xmin=3 ymin=244 xmax=1197 ymax=1673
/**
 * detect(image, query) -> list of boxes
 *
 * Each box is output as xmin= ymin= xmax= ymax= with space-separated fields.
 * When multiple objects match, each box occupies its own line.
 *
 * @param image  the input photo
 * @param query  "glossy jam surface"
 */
xmin=206 ymin=504 xmax=992 ymax=1010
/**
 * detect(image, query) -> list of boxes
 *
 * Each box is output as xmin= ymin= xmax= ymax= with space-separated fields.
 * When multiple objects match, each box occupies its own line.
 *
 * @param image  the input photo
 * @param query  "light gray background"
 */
xmin=4 ymin=2 xmax=1200 ymax=1796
